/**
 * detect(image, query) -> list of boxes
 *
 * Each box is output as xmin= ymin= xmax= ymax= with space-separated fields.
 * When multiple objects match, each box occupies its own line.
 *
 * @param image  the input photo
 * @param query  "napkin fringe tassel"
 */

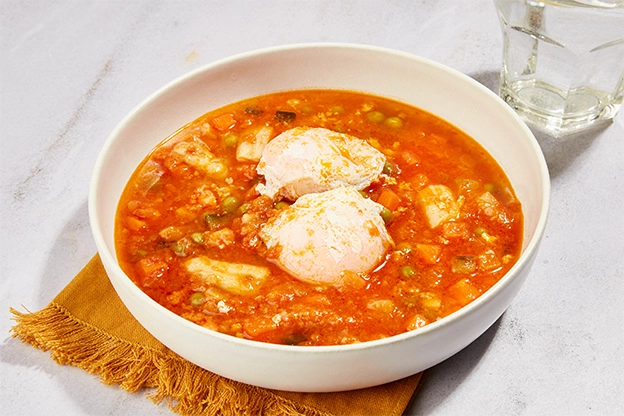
xmin=10 ymin=303 xmax=324 ymax=416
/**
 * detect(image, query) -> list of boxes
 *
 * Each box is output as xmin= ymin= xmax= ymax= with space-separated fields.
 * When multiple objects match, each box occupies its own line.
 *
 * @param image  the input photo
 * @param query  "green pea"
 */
xmin=237 ymin=203 xmax=249 ymax=214
xmin=380 ymin=206 xmax=393 ymax=224
xmin=223 ymin=133 xmax=239 ymax=148
xmin=171 ymin=242 xmax=186 ymax=255
xmin=222 ymin=196 xmax=241 ymax=214
xmin=367 ymin=111 xmax=385 ymax=124
xmin=189 ymin=292 xmax=205 ymax=306
xmin=400 ymin=265 xmax=417 ymax=279
xmin=190 ymin=232 xmax=204 ymax=244
xmin=329 ymin=105 xmax=344 ymax=114
xmin=384 ymin=116 xmax=404 ymax=129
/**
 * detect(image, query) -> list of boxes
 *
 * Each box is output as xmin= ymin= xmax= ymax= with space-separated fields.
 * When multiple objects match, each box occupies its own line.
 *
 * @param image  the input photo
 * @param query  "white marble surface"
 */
xmin=1 ymin=1 xmax=623 ymax=414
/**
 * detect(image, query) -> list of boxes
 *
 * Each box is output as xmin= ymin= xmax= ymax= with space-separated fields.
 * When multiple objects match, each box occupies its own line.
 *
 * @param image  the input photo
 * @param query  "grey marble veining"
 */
xmin=2 ymin=1 xmax=623 ymax=415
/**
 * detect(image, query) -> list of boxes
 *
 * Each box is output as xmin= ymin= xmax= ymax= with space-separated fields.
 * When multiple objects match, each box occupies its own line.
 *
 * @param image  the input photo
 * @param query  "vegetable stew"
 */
xmin=115 ymin=89 xmax=523 ymax=346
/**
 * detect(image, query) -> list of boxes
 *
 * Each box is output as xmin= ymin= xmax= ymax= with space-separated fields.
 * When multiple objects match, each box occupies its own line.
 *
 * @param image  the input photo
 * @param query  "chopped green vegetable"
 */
xmin=451 ymin=255 xmax=476 ymax=273
xmin=383 ymin=161 xmax=395 ymax=175
xmin=275 ymin=111 xmax=296 ymax=123
xmin=283 ymin=333 xmax=307 ymax=345
xmin=474 ymin=227 xmax=497 ymax=243
xmin=484 ymin=183 xmax=498 ymax=193
xmin=205 ymin=213 xmax=227 ymax=230
xmin=275 ymin=201 xmax=291 ymax=210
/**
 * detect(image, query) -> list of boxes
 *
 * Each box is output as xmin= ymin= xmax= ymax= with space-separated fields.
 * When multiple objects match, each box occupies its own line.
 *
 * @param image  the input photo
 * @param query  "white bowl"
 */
xmin=89 ymin=43 xmax=550 ymax=392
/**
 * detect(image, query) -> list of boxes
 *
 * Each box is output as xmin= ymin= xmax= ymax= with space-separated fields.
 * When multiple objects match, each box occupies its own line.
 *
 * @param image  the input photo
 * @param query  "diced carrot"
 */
xmin=448 ymin=278 xmax=481 ymax=306
xmin=420 ymin=293 xmax=441 ymax=309
xmin=137 ymin=257 xmax=166 ymax=277
xmin=377 ymin=189 xmax=401 ymax=211
xmin=243 ymin=316 xmax=277 ymax=337
xmin=211 ymin=113 xmax=236 ymax=132
xmin=126 ymin=216 xmax=146 ymax=231
xmin=407 ymin=314 xmax=428 ymax=331
xmin=442 ymin=222 xmax=470 ymax=239
xmin=175 ymin=207 xmax=197 ymax=222
xmin=411 ymin=173 xmax=429 ymax=189
xmin=415 ymin=243 xmax=441 ymax=264
xmin=478 ymin=249 xmax=502 ymax=271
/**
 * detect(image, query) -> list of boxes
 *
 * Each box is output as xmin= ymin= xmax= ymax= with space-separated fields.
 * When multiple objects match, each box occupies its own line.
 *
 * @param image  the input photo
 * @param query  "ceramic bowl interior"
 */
xmin=89 ymin=43 xmax=550 ymax=392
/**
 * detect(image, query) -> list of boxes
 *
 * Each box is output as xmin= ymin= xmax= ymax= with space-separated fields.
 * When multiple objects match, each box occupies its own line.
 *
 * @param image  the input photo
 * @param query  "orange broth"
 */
xmin=115 ymin=89 xmax=523 ymax=346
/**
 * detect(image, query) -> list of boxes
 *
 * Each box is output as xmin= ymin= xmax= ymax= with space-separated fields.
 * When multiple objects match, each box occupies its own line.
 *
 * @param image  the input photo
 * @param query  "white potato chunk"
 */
xmin=236 ymin=126 xmax=274 ymax=162
xmin=476 ymin=191 xmax=511 ymax=224
xmin=476 ymin=191 xmax=500 ymax=216
xmin=367 ymin=299 xmax=395 ymax=314
xmin=256 ymin=127 xmax=386 ymax=200
xmin=184 ymin=256 xmax=269 ymax=295
xmin=418 ymin=184 xmax=461 ymax=228
xmin=171 ymin=137 xmax=228 ymax=179
xmin=135 ymin=159 xmax=165 ymax=192
xmin=478 ymin=249 xmax=502 ymax=271
xmin=260 ymin=187 xmax=393 ymax=285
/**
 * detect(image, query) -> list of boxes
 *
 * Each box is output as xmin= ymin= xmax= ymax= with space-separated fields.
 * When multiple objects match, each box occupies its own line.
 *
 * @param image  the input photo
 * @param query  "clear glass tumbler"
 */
xmin=494 ymin=0 xmax=624 ymax=136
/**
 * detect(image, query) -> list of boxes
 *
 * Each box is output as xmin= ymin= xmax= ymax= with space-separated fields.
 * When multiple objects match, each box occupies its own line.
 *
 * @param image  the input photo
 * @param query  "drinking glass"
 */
xmin=494 ymin=0 xmax=624 ymax=136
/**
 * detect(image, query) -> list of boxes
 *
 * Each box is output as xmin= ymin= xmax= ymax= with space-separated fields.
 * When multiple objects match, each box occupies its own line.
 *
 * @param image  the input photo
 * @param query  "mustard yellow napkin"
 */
xmin=10 ymin=254 xmax=426 ymax=415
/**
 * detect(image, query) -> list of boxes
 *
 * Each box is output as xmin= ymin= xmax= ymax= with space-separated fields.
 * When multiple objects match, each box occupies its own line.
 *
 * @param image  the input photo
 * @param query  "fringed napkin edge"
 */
xmin=9 ymin=303 xmax=327 ymax=416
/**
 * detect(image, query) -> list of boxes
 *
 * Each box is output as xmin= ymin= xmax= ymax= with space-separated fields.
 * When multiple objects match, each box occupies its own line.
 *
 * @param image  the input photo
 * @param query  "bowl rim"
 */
xmin=89 ymin=42 xmax=551 ymax=354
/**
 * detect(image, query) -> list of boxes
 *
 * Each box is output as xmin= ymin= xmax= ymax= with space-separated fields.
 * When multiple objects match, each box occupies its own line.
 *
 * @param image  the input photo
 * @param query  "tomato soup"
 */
xmin=115 ymin=90 xmax=523 ymax=346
